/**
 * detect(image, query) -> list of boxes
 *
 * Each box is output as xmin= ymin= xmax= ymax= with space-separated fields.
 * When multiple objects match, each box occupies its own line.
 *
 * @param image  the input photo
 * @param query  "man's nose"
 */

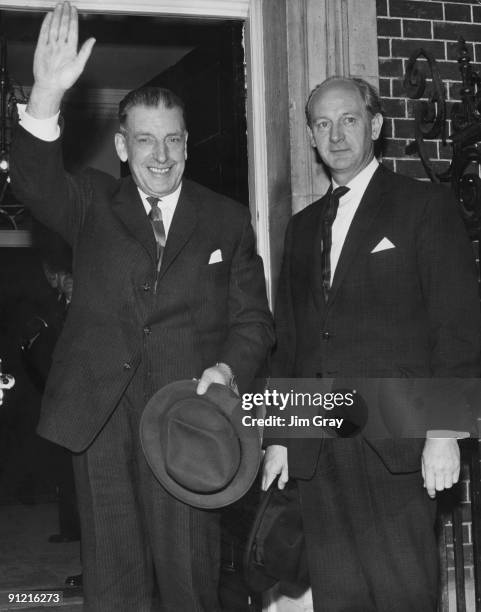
xmin=152 ymin=140 xmax=168 ymax=162
xmin=330 ymin=122 xmax=344 ymax=143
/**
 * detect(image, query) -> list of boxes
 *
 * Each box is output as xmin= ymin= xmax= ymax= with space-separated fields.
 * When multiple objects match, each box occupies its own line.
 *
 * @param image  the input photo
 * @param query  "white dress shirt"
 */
xmin=18 ymin=104 xmax=60 ymax=141
xmin=330 ymin=157 xmax=379 ymax=282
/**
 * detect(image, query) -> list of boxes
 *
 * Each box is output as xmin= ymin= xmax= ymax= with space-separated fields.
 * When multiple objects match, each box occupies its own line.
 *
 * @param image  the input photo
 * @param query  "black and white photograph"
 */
xmin=0 ymin=1 xmax=481 ymax=611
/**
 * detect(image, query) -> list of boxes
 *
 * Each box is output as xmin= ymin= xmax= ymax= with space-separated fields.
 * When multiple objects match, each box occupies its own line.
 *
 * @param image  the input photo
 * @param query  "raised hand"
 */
xmin=28 ymin=1 xmax=95 ymax=118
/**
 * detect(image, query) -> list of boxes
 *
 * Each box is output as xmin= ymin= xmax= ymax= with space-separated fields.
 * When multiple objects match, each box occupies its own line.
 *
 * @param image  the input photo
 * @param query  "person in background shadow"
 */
xmin=20 ymin=253 xmax=82 ymax=588
xmin=262 ymin=76 xmax=481 ymax=612
xmin=22 ymin=260 xmax=73 ymax=397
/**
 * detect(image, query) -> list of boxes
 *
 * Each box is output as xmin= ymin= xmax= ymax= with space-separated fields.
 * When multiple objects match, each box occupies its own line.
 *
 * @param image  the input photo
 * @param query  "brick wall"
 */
xmin=376 ymin=0 xmax=481 ymax=593
xmin=377 ymin=0 xmax=481 ymax=179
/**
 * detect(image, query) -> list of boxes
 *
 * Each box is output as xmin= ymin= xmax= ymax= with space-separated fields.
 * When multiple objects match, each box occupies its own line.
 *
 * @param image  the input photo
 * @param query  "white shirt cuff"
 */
xmin=17 ymin=103 xmax=60 ymax=142
xmin=426 ymin=430 xmax=470 ymax=439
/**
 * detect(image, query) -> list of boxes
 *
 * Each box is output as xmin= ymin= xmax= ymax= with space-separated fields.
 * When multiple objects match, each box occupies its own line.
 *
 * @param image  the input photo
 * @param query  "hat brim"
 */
xmin=243 ymin=481 xmax=280 ymax=592
xmin=244 ymin=479 xmax=309 ymax=593
xmin=140 ymin=380 xmax=261 ymax=509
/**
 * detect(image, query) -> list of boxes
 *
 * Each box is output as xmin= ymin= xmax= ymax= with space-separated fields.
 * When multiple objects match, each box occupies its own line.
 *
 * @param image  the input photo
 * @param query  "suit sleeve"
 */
xmin=217 ymin=210 xmax=275 ymax=393
xmin=416 ymin=186 xmax=481 ymax=432
xmin=10 ymin=124 xmax=91 ymax=246
xmin=416 ymin=186 xmax=481 ymax=377
xmin=264 ymin=220 xmax=296 ymax=447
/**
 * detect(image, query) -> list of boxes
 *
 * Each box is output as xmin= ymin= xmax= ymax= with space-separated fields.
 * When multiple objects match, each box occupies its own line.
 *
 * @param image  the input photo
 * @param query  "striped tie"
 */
xmin=147 ymin=197 xmax=166 ymax=264
xmin=321 ymin=185 xmax=349 ymax=301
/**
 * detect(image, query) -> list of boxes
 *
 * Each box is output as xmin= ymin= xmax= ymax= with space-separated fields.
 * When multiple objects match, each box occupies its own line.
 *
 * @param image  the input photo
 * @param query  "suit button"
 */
xmin=123 ymin=362 xmax=132 ymax=370
xmin=322 ymin=332 xmax=330 ymax=340
xmin=143 ymin=326 xmax=151 ymax=335
xmin=142 ymin=282 xmax=151 ymax=291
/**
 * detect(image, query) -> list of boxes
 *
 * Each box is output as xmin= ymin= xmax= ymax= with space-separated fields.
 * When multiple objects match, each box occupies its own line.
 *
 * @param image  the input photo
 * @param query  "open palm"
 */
xmin=33 ymin=1 xmax=95 ymax=93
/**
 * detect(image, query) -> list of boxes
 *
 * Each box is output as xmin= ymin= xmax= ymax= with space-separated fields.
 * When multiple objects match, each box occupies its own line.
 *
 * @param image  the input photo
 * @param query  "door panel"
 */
xmin=146 ymin=23 xmax=248 ymax=205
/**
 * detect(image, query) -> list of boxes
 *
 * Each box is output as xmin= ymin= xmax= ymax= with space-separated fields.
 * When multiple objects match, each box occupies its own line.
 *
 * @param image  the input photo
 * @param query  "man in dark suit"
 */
xmin=262 ymin=76 xmax=481 ymax=611
xmin=10 ymin=3 xmax=274 ymax=611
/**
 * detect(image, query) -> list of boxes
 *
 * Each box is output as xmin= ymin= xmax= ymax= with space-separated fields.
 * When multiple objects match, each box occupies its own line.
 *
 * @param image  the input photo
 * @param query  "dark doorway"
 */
xmin=145 ymin=23 xmax=248 ymax=205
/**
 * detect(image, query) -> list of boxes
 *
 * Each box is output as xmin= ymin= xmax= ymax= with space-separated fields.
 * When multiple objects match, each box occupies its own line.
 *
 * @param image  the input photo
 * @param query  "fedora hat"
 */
xmin=140 ymin=380 xmax=261 ymax=509
xmin=244 ymin=479 xmax=309 ymax=592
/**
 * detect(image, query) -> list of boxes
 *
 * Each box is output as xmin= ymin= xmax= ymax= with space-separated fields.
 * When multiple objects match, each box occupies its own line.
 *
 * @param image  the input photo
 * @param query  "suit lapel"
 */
xmin=328 ymin=165 xmax=389 ymax=306
xmin=111 ymin=178 xmax=198 ymax=276
xmin=111 ymin=177 xmax=157 ymax=262
xmin=157 ymin=181 xmax=198 ymax=281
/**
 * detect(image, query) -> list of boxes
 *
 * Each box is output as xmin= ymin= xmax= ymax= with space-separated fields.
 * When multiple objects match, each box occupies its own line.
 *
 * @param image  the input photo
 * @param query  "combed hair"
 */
xmin=118 ymin=86 xmax=186 ymax=128
xmin=305 ymin=76 xmax=383 ymax=126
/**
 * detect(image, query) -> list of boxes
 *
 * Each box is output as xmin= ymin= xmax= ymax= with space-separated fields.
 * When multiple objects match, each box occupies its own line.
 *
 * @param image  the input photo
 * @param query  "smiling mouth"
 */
xmin=148 ymin=167 xmax=171 ymax=175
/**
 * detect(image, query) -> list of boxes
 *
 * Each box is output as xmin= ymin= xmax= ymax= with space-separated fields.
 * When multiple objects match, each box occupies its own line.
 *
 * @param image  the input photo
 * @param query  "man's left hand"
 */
xmin=422 ymin=437 xmax=460 ymax=498
xmin=196 ymin=363 xmax=232 ymax=395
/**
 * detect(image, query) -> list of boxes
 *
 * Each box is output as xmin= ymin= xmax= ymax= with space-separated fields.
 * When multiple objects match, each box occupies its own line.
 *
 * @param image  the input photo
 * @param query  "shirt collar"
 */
xmin=138 ymin=182 xmax=182 ymax=215
xmin=332 ymin=157 xmax=379 ymax=202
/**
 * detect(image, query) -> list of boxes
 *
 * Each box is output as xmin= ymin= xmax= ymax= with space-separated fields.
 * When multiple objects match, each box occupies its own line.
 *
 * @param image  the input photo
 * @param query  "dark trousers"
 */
xmin=72 ymin=393 xmax=221 ymax=612
xmin=298 ymin=438 xmax=438 ymax=612
xmin=54 ymin=445 xmax=80 ymax=538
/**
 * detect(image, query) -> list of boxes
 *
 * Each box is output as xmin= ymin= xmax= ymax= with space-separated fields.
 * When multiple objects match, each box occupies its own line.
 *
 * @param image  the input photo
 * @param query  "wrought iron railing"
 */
xmin=404 ymin=37 xmax=481 ymax=240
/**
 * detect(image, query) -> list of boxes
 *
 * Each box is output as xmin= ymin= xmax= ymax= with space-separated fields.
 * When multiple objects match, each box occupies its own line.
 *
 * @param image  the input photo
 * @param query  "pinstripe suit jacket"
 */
xmin=11 ymin=125 xmax=274 ymax=452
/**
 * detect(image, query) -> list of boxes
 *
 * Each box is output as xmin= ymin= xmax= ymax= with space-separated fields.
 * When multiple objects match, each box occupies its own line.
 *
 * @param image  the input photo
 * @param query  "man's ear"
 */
xmin=307 ymin=126 xmax=316 ymax=148
xmin=114 ymin=132 xmax=128 ymax=162
xmin=371 ymin=113 xmax=383 ymax=141
xmin=184 ymin=131 xmax=188 ymax=160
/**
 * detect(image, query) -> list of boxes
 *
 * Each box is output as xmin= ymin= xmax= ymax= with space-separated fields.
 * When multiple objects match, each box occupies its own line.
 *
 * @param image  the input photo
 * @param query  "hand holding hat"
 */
xmin=141 ymin=380 xmax=261 ymax=509
xmin=195 ymin=362 xmax=236 ymax=396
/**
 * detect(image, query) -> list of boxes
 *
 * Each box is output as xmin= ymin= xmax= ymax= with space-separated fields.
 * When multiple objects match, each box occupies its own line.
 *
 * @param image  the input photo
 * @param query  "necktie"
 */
xmin=147 ymin=196 xmax=166 ymax=264
xmin=321 ymin=185 xmax=349 ymax=301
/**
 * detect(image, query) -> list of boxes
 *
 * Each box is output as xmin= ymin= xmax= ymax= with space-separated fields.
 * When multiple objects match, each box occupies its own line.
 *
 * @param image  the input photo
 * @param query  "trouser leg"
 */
xmin=134 ymin=408 xmax=222 ymax=612
xmin=72 ymin=397 xmax=153 ymax=612
xmin=58 ymin=449 xmax=80 ymax=538
xmin=298 ymin=439 xmax=438 ymax=612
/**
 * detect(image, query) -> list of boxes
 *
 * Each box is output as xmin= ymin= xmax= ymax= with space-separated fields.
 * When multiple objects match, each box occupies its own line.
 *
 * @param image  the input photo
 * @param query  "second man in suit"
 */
xmin=262 ymin=76 xmax=480 ymax=611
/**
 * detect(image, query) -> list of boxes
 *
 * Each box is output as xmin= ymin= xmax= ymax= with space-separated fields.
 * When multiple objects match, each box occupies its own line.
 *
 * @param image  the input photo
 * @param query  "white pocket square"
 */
xmin=371 ymin=237 xmax=395 ymax=253
xmin=208 ymin=249 xmax=223 ymax=264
